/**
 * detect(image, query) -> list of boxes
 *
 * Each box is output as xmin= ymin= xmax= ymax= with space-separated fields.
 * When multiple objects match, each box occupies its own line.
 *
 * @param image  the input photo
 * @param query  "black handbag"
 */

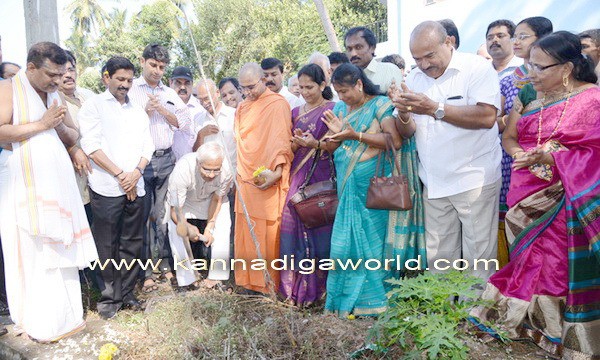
xmin=366 ymin=134 xmax=412 ymax=211
xmin=289 ymin=149 xmax=338 ymax=228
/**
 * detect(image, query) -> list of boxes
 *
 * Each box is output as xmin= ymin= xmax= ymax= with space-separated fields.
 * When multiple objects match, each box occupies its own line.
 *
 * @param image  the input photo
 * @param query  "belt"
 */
xmin=153 ymin=147 xmax=172 ymax=157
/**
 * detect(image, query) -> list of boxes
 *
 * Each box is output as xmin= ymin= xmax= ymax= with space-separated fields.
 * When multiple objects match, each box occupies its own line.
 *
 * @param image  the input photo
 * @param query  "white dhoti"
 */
xmin=168 ymin=199 xmax=231 ymax=286
xmin=0 ymin=72 xmax=99 ymax=342
xmin=207 ymin=199 xmax=231 ymax=281
xmin=167 ymin=219 xmax=198 ymax=287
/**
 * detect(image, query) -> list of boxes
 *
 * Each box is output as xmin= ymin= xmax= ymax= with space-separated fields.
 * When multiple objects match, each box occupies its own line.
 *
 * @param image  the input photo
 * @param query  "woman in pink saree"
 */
xmin=470 ymin=32 xmax=600 ymax=359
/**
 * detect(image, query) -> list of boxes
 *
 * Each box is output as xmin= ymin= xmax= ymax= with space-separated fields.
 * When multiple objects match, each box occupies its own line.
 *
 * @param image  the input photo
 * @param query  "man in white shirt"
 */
xmin=192 ymin=79 xmax=237 ymax=286
xmin=344 ymin=26 xmax=402 ymax=93
xmin=128 ymin=44 xmax=191 ymax=291
xmin=391 ymin=21 xmax=502 ymax=281
xmin=261 ymin=57 xmax=304 ymax=109
xmin=486 ymin=20 xmax=522 ymax=80
xmin=169 ymin=66 xmax=206 ymax=160
xmin=167 ymin=143 xmax=232 ymax=290
xmin=79 ymin=56 xmax=155 ymax=319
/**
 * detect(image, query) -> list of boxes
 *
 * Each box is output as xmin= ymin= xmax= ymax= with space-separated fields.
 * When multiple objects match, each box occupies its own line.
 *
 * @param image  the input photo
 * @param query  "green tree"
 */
xmin=93 ymin=8 xmax=140 ymax=68
xmin=65 ymin=0 xmax=109 ymax=36
xmin=130 ymin=0 xmax=183 ymax=50
xmin=65 ymin=31 xmax=94 ymax=72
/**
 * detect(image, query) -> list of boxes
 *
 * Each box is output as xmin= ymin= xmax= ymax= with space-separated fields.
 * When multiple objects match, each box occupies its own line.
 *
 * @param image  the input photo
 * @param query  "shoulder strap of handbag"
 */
xmin=374 ymin=133 xmax=403 ymax=177
xmin=298 ymin=148 xmax=336 ymax=191
xmin=291 ymin=131 xmax=331 ymax=178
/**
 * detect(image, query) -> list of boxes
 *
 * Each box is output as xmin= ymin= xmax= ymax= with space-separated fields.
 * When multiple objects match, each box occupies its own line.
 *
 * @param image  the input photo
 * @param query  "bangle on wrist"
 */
xmin=398 ymin=113 xmax=411 ymax=125
xmin=316 ymin=140 xmax=320 ymax=149
xmin=67 ymin=144 xmax=77 ymax=153
xmin=501 ymin=115 xmax=507 ymax=127
xmin=358 ymin=132 xmax=363 ymax=142
xmin=114 ymin=170 xmax=123 ymax=178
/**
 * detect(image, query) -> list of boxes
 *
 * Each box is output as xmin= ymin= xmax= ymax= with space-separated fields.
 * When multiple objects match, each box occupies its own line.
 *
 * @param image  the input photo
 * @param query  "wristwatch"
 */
xmin=434 ymin=102 xmax=445 ymax=120
xmin=136 ymin=166 xmax=144 ymax=175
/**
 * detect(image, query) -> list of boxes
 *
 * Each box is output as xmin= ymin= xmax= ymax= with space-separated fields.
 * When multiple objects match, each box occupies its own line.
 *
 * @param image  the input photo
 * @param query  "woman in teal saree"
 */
xmin=321 ymin=64 xmax=420 ymax=317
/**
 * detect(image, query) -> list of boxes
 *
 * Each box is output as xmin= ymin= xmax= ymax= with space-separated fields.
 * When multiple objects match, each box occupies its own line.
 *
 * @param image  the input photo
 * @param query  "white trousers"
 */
xmin=423 ymin=179 xmax=501 ymax=281
xmin=168 ymin=200 xmax=231 ymax=286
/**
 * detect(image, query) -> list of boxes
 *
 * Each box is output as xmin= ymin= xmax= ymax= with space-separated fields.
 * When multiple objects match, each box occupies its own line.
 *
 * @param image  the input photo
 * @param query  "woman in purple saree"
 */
xmin=470 ymin=32 xmax=600 ymax=359
xmin=279 ymin=64 xmax=335 ymax=307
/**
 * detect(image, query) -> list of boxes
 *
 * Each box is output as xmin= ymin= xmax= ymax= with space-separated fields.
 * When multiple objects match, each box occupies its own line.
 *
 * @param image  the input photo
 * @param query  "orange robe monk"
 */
xmin=234 ymin=88 xmax=292 ymax=293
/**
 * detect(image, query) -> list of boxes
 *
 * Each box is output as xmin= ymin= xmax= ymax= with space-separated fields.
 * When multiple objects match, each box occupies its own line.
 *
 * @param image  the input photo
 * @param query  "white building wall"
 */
xmin=381 ymin=0 xmax=600 ymax=66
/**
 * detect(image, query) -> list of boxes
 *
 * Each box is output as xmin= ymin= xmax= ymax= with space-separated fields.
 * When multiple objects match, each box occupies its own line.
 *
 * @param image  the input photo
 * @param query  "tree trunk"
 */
xmin=313 ymin=0 xmax=341 ymax=52
xmin=23 ymin=0 xmax=60 ymax=49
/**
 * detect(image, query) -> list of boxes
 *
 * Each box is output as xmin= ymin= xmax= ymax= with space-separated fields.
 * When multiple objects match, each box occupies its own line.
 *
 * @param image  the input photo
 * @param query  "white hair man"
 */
xmin=167 ymin=142 xmax=232 ymax=289
xmin=192 ymin=78 xmax=236 ymax=287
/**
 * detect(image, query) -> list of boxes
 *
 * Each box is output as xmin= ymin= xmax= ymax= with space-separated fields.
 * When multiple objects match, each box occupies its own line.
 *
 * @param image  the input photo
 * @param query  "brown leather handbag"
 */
xmin=289 ymin=149 xmax=338 ymax=228
xmin=366 ymin=134 xmax=412 ymax=211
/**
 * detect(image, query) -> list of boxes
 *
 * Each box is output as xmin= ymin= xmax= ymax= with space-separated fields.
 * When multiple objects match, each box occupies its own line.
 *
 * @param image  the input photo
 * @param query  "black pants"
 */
xmin=142 ymin=151 xmax=175 ymax=279
xmin=91 ymin=190 xmax=144 ymax=314
xmin=186 ymin=219 xmax=211 ymax=264
xmin=0 ymin=236 xmax=6 ymax=305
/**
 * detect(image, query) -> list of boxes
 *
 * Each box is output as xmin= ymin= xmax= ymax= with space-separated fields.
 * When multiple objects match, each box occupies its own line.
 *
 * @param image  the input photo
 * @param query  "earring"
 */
xmin=359 ymin=88 xmax=363 ymax=92
xmin=562 ymin=75 xmax=569 ymax=88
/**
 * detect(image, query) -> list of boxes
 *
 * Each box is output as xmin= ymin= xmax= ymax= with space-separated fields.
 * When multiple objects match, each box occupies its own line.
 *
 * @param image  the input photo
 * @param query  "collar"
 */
xmin=135 ymin=76 xmax=164 ymax=90
xmin=186 ymin=96 xmax=202 ymax=108
xmin=101 ymin=89 xmax=131 ymax=106
xmin=278 ymin=86 xmax=291 ymax=96
xmin=444 ymin=49 xmax=464 ymax=72
xmin=365 ymin=58 xmax=379 ymax=73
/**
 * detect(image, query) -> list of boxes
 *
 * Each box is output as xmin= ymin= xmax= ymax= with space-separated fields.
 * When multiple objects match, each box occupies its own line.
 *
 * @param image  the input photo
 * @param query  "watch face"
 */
xmin=435 ymin=109 xmax=444 ymax=119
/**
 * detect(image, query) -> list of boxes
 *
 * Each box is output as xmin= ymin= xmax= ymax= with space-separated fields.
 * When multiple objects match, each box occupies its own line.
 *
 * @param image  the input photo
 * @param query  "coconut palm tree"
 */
xmin=65 ymin=0 xmax=109 ymax=37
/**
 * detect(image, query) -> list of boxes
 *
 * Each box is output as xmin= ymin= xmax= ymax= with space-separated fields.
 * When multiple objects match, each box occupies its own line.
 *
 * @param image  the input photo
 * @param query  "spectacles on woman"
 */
xmin=525 ymin=62 xmax=564 ymax=73
xmin=511 ymin=33 xmax=534 ymax=42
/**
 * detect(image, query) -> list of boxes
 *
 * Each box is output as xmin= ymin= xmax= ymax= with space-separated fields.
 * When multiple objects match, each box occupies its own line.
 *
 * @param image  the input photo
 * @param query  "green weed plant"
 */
xmin=369 ymin=270 xmax=503 ymax=359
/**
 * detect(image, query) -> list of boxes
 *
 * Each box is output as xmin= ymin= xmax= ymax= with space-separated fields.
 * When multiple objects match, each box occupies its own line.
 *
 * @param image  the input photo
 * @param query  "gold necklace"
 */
xmin=303 ymin=99 xmax=326 ymax=114
xmin=537 ymin=91 xmax=571 ymax=146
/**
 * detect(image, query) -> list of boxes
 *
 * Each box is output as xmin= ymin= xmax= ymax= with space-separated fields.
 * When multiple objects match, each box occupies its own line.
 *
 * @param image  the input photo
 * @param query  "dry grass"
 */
xmin=112 ymin=290 xmax=377 ymax=360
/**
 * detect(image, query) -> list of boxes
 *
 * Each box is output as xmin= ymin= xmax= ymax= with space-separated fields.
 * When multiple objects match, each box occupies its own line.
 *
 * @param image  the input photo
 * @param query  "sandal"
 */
xmin=201 ymin=279 xmax=221 ymax=289
xmin=169 ymin=277 xmax=179 ymax=289
xmin=142 ymin=278 xmax=158 ymax=293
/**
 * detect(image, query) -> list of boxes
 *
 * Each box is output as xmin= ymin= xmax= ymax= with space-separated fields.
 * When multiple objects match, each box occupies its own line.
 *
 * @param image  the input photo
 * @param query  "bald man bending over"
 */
xmin=390 ymin=21 xmax=501 ymax=282
xmin=191 ymin=79 xmax=237 ymax=287
xmin=234 ymin=63 xmax=292 ymax=294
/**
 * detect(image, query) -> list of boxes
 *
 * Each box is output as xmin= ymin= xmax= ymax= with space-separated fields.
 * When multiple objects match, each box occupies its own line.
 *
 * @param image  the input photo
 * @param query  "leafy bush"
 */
xmin=368 ymin=271 xmax=502 ymax=360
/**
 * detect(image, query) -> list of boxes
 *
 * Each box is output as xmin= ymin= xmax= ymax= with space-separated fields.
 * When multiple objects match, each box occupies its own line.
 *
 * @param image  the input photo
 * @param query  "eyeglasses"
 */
xmin=201 ymin=166 xmax=221 ymax=175
xmin=526 ymin=62 xmax=564 ymax=73
xmin=511 ymin=34 xmax=534 ymax=42
xmin=239 ymin=79 xmax=261 ymax=92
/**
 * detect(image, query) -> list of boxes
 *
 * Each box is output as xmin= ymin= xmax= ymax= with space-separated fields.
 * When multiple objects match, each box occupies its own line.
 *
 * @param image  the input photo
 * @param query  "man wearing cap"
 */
xmin=170 ymin=66 xmax=206 ymax=160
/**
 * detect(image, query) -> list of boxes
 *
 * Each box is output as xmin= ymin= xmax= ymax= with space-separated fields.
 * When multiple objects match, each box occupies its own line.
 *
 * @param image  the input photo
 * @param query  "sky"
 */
xmin=0 ymin=0 xmax=148 ymax=65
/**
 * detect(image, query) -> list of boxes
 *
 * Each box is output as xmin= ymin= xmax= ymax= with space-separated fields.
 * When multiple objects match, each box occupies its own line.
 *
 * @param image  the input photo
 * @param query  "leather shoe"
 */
xmin=122 ymin=298 xmax=143 ymax=312
xmin=0 ymin=301 xmax=9 ymax=316
xmin=98 ymin=308 xmax=118 ymax=320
